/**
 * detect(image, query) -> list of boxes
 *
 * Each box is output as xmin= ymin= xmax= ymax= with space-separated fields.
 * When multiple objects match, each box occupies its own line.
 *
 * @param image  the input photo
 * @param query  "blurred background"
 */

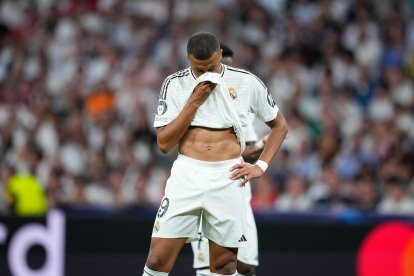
xmin=0 ymin=0 xmax=414 ymax=275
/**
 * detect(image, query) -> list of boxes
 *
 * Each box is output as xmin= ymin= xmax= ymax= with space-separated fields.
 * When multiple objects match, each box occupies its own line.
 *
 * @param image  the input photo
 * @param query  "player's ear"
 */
xmin=187 ymin=54 xmax=194 ymax=66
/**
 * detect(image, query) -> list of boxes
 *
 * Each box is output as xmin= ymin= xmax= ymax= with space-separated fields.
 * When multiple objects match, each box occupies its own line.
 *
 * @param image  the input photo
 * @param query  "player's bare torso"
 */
xmin=179 ymin=126 xmax=241 ymax=161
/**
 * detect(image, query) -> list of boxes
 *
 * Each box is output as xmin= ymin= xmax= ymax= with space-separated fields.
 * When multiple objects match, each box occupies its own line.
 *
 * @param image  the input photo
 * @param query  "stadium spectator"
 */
xmin=251 ymin=174 xmax=279 ymax=211
xmin=0 ymin=0 xmax=413 ymax=220
xmin=311 ymin=165 xmax=354 ymax=213
xmin=351 ymin=174 xmax=379 ymax=213
xmin=377 ymin=177 xmax=414 ymax=215
xmin=275 ymin=175 xmax=312 ymax=212
xmin=5 ymin=170 xmax=47 ymax=216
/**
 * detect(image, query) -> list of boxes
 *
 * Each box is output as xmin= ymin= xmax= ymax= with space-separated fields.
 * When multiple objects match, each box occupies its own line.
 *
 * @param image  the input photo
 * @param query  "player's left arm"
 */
xmin=242 ymin=134 xmax=269 ymax=163
xmin=230 ymin=111 xmax=287 ymax=186
xmin=230 ymin=73 xmax=288 ymax=185
xmin=258 ymin=112 xmax=287 ymax=164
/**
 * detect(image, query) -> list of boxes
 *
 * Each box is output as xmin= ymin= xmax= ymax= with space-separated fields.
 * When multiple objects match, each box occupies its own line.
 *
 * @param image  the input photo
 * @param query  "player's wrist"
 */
xmin=255 ymin=160 xmax=268 ymax=172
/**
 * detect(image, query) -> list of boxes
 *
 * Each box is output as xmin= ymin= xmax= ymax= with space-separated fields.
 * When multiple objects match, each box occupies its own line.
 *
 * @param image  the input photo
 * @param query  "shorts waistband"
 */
xmin=177 ymin=154 xmax=242 ymax=168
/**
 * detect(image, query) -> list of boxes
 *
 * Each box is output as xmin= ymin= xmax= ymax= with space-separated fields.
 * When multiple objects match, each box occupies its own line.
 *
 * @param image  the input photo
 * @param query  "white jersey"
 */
xmin=153 ymin=64 xmax=279 ymax=131
xmin=245 ymin=113 xmax=259 ymax=143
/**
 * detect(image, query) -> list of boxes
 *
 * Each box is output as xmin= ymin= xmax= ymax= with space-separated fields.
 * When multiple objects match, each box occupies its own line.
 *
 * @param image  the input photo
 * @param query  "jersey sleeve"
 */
xmin=153 ymin=77 xmax=181 ymax=128
xmin=249 ymin=75 xmax=279 ymax=123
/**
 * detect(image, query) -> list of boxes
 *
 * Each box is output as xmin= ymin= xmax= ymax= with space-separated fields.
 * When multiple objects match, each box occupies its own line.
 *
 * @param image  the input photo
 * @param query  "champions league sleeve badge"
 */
xmin=157 ymin=198 xmax=169 ymax=218
xmin=157 ymin=100 xmax=168 ymax=115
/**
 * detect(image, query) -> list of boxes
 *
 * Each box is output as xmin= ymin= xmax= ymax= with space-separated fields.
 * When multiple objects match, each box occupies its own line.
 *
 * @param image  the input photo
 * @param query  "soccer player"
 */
xmin=143 ymin=32 xmax=287 ymax=276
xmin=191 ymin=43 xmax=266 ymax=276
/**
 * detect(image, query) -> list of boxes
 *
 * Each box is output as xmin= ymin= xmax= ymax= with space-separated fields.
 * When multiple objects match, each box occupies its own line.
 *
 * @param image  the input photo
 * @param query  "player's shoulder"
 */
xmin=225 ymin=65 xmax=253 ymax=77
xmin=160 ymin=68 xmax=192 ymax=99
xmin=164 ymin=68 xmax=191 ymax=82
xmin=225 ymin=65 xmax=267 ymax=89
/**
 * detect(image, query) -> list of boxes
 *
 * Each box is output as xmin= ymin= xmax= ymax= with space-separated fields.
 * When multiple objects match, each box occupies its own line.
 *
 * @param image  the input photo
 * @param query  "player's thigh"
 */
xmin=208 ymin=239 xmax=238 ymax=273
xmin=146 ymin=237 xmax=187 ymax=271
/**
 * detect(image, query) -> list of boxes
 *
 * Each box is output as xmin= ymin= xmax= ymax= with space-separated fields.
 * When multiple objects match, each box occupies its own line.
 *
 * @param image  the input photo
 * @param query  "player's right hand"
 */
xmin=190 ymin=81 xmax=217 ymax=106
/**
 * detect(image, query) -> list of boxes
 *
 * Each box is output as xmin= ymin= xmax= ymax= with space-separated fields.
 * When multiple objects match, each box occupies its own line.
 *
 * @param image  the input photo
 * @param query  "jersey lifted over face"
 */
xmin=154 ymin=64 xmax=279 ymax=133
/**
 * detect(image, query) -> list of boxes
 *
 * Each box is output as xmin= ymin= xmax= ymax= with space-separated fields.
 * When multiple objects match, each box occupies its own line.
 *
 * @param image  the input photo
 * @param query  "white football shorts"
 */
xmin=191 ymin=183 xmax=259 ymax=269
xmin=152 ymin=154 xmax=248 ymax=248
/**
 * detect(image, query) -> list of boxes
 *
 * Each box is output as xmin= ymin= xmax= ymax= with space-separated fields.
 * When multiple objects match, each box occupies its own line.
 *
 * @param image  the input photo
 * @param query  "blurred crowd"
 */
xmin=0 ymin=0 xmax=413 ymax=217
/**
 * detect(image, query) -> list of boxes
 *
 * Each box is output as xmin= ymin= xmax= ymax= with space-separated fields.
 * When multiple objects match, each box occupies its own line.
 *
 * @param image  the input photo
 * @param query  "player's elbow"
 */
xmin=157 ymin=143 xmax=169 ymax=154
xmin=270 ymin=112 xmax=288 ymax=138
xmin=280 ymin=116 xmax=288 ymax=138
xmin=157 ymin=139 xmax=172 ymax=154
xmin=277 ymin=111 xmax=288 ymax=134
xmin=155 ymin=127 xmax=174 ymax=154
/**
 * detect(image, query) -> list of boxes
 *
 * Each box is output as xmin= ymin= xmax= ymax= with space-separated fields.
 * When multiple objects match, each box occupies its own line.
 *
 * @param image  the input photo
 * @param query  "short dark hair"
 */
xmin=220 ymin=43 xmax=234 ymax=58
xmin=187 ymin=32 xmax=220 ymax=60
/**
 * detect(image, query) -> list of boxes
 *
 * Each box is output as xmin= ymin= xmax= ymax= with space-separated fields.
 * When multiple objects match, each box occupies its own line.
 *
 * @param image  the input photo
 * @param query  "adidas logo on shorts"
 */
xmin=238 ymin=235 xmax=247 ymax=242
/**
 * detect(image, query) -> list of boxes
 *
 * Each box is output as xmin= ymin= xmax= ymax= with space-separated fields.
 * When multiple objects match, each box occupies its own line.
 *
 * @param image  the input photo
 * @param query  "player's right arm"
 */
xmin=155 ymin=81 xmax=216 ymax=154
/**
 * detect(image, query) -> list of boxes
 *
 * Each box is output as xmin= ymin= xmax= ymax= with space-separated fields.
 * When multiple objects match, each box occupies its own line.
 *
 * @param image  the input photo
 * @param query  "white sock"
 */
xmin=210 ymin=272 xmax=237 ymax=276
xmin=142 ymin=265 xmax=169 ymax=276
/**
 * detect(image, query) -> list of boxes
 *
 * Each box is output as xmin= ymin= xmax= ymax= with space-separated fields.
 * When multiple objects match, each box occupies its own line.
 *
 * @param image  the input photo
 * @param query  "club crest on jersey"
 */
xmin=153 ymin=220 xmax=160 ymax=233
xmin=228 ymin=87 xmax=237 ymax=99
xmin=157 ymin=100 xmax=168 ymax=115
xmin=197 ymin=251 xmax=205 ymax=262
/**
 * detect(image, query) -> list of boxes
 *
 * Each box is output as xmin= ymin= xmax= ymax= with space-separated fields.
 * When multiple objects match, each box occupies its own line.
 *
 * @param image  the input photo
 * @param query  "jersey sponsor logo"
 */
xmin=157 ymin=198 xmax=169 ymax=218
xmin=228 ymin=87 xmax=237 ymax=99
xmin=267 ymin=91 xmax=276 ymax=107
xmin=157 ymin=100 xmax=168 ymax=115
xmin=238 ymin=234 xmax=247 ymax=242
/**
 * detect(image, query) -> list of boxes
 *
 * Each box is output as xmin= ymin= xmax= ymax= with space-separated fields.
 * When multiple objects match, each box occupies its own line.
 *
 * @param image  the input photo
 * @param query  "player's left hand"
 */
xmin=229 ymin=161 xmax=264 ymax=187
